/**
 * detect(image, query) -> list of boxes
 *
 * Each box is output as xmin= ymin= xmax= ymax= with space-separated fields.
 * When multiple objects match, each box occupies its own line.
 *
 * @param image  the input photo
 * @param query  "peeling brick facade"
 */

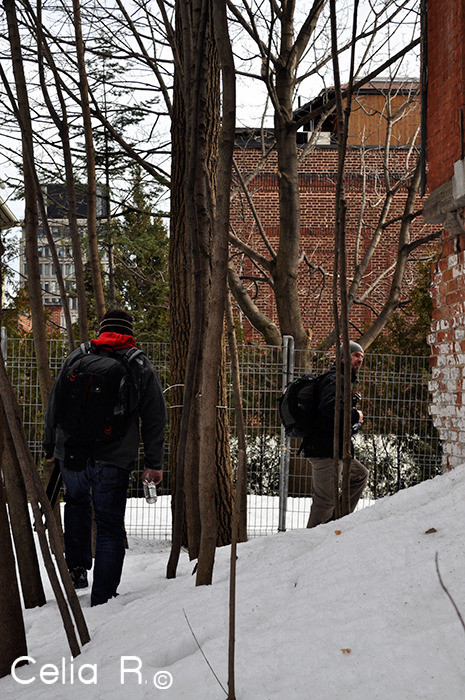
xmin=423 ymin=0 xmax=465 ymax=469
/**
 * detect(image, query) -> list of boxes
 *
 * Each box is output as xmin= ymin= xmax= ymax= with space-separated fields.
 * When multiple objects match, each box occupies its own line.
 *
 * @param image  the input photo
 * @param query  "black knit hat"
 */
xmin=99 ymin=308 xmax=134 ymax=336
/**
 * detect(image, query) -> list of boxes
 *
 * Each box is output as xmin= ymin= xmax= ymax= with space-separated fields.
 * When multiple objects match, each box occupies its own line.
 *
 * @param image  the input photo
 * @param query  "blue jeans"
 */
xmin=60 ymin=460 xmax=130 ymax=606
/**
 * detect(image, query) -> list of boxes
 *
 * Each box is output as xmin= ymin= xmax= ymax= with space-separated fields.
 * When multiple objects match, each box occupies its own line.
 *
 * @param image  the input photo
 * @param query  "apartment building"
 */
xmin=19 ymin=184 xmax=108 ymax=326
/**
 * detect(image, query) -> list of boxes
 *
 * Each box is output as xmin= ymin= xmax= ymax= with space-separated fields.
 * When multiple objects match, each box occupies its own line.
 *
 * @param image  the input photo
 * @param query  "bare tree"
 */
xmin=0 ymin=446 xmax=28 ymax=678
xmin=2 ymin=414 xmax=46 ymax=608
xmin=32 ymin=0 xmax=89 ymax=340
xmin=0 ymin=245 xmax=28 ymax=679
xmin=165 ymin=0 xmax=235 ymax=583
xmin=329 ymin=0 xmax=358 ymax=517
xmin=226 ymin=0 xmax=434 ymax=353
xmin=71 ymin=0 xmax=106 ymax=322
xmin=2 ymin=0 xmax=53 ymax=401
xmin=0 ymin=349 xmax=90 ymax=658
xmin=196 ymin=0 xmax=236 ymax=586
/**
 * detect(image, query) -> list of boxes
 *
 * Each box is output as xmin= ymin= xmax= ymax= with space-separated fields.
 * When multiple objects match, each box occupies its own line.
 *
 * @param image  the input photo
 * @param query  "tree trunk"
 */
xmin=226 ymin=295 xmax=248 ymax=542
xmin=0 ymin=409 xmax=28 ymax=678
xmin=34 ymin=7 xmax=89 ymax=341
xmin=270 ymin=3 xmax=326 ymax=355
xmin=3 ymin=0 xmax=53 ymax=404
xmin=0 ymin=243 xmax=28 ymax=678
xmin=166 ymin=1 xmax=202 ymax=577
xmin=330 ymin=0 xmax=359 ymax=515
xmin=215 ymin=343 xmax=234 ymax=546
xmin=2 ymin=411 xmax=46 ymax=609
xmin=0 ymin=352 xmax=90 ymax=656
xmin=72 ymin=0 xmax=106 ymax=323
xmin=273 ymin=117 xmax=309 ymax=353
xmin=168 ymin=52 xmax=190 ymax=524
xmin=168 ymin=0 xmax=234 ymax=579
xmin=196 ymin=0 xmax=235 ymax=585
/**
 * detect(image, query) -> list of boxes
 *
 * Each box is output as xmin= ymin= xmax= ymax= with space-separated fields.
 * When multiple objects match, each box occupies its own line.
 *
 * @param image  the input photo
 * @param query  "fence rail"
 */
xmin=4 ymin=334 xmax=442 ymax=539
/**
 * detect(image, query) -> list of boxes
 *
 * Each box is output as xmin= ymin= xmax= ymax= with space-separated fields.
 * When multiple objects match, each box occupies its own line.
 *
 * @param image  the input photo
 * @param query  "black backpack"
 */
xmin=278 ymin=373 xmax=321 ymax=439
xmin=58 ymin=342 xmax=143 ymax=468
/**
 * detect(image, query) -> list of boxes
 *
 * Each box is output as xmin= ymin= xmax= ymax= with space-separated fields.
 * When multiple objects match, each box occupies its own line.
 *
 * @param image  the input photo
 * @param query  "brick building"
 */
xmin=423 ymin=0 xmax=465 ymax=469
xmin=231 ymin=81 xmax=435 ymax=347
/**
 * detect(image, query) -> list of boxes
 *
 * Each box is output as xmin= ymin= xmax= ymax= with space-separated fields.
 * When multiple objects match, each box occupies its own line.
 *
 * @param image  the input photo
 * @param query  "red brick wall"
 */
xmin=18 ymin=305 xmax=63 ymax=337
xmin=426 ymin=0 xmax=465 ymax=191
xmin=232 ymin=145 xmax=434 ymax=345
xmin=428 ymin=230 xmax=465 ymax=469
xmin=425 ymin=0 xmax=465 ymax=469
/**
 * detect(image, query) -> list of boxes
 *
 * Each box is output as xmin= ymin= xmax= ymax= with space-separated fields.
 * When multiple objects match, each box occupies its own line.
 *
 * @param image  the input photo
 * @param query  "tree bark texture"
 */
xmin=2 ymin=410 xmax=46 ymax=609
xmin=330 ymin=0 xmax=358 ymax=515
xmin=33 ymin=5 xmax=89 ymax=341
xmin=166 ymin=1 xmax=204 ymax=576
xmin=226 ymin=295 xmax=248 ymax=542
xmin=0 ymin=353 xmax=90 ymax=657
xmin=168 ymin=0 xmax=234 ymax=579
xmin=196 ymin=0 xmax=236 ymax=584
xmin=3 ymin=0 xmax=53 ymax=404
xmin=72 ymin=0 xmax=106 ymax=323
xmin=0 ymin=401 xmax=28 ymax=679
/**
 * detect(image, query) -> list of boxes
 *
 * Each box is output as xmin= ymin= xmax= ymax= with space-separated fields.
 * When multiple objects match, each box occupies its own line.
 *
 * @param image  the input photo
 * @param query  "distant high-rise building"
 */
xmin=19 ymin=184 xmax=109 ymax=327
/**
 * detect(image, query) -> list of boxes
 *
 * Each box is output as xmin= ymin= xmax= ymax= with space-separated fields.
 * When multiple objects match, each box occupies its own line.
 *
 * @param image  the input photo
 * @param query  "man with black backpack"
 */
xmin=303 ymin=341 xmax=368 ymax=528
xmin=43 ymin=309 xmax=167 ymax=606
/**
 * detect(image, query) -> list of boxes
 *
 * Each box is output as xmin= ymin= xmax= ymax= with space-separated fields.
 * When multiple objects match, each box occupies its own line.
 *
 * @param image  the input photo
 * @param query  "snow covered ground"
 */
xmin=2 ymin=465 xmax=465 ymax=699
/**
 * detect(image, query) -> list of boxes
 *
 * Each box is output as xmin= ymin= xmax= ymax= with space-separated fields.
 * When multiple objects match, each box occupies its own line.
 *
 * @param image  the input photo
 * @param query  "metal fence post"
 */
xmin=1 ymin=327 xmax=6 ymax=361
xmin=278 ymin=335 xmax=294 ymax=532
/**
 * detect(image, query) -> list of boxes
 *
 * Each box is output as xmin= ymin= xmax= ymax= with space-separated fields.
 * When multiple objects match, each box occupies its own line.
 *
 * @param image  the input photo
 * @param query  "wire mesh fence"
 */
xmin=3 ymin=334 xmax=442 ymax=540
xmin=276 ymin=339 xmax=443 ymax=532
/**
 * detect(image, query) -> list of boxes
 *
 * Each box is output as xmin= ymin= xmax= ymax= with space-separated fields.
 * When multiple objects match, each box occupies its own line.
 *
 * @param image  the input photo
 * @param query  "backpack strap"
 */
xmin=118 ymin=348 xmax=144 ymax=411
xmin=125 ymin=347 xmax=144 ymax=364
xmin=79 ymin=342 xmax=143 ymax=363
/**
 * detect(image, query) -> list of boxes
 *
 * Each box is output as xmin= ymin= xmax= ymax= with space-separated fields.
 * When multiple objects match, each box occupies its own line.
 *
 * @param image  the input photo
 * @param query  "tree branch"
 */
xmin=228 ymin=263 xmax=281 ymax=346
xmin=229 ymin=228 xmax=273 ymax=271
xmin=232 ymin=157 xmax=277 ymax=259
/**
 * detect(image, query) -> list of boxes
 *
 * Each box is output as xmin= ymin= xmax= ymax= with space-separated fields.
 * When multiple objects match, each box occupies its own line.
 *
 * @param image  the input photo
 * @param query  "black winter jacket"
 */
xmin=43 ymin=344 xmax=167 ymax=471
xmin=303 ymin=363 xmax=360 ymax=459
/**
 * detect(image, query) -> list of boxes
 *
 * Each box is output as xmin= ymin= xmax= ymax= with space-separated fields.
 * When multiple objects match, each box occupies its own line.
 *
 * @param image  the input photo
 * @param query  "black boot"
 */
xmin=69 ymin=566 xmax=88 ymax=589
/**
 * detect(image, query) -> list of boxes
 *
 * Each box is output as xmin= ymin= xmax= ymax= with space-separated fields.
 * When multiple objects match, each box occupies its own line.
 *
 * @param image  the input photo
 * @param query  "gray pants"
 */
xmin=307 ymin=457 xmax=368 ymax=528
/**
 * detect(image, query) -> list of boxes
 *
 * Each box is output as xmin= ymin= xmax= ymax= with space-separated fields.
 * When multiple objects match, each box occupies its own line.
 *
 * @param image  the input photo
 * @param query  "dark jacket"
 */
xmin=303 ymin=363 xmax=360 ymax=459
xmin=43 ymin=339 xmax=167 ymax=471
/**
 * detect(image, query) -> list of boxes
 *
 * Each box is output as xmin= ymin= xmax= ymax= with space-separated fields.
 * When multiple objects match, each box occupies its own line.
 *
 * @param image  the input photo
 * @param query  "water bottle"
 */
xmin=143 ymin=479 xmax=157 ymax=504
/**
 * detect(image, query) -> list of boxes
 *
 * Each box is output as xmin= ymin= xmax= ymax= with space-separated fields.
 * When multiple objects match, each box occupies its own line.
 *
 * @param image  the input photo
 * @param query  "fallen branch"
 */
xmin=182 ymin=609 xmax=227 ymax=696
xmin=435 ymin=552 xmax=465 ymax=635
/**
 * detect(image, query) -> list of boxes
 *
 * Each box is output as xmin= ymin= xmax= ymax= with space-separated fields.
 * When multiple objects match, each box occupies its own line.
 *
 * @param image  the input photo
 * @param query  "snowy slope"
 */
xmin=1 ymin=466 xmax=465 ymax=699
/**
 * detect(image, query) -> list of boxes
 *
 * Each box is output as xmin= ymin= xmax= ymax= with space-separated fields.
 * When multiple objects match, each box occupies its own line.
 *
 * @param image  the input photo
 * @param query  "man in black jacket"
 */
xmin=304 ymin=341 xmax=368 ymax=528
xmin=43 ymin=309 xmax=167 ymax=605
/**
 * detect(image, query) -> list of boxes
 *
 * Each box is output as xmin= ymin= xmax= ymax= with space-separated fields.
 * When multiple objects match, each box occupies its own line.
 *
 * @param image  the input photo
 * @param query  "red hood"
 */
xmin=91 ymin=332 xmax=136 ymax=350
